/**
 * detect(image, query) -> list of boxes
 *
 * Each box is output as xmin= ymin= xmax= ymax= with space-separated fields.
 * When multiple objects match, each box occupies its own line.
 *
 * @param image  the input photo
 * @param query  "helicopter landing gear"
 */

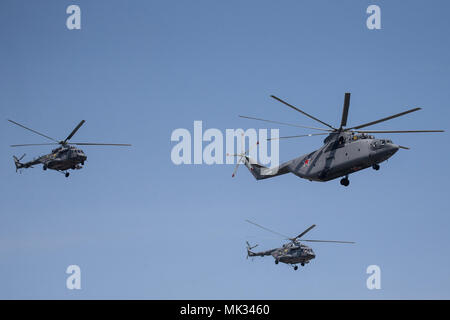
xmin=275 ymin=260 xmax=279 ymax=265
xmin=372 ymin=164 xmax=380 ymax=171
xmin=293 ymin=265 xmax=298 ymax=271
xmin=301 ymin=263 xmax=305 ymax=267
xmin=340 ymin=176 xmax=350 ymax=187
xmin=65 ymin=172 xmax=70 ymax=178
xmin=43 ymin=165 xmax=47 ymax=171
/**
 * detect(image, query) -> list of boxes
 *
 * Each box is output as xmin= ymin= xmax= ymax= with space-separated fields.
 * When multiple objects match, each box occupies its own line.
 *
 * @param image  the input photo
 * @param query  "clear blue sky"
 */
xmin=0 ymin=0 xmax=449 ymax=299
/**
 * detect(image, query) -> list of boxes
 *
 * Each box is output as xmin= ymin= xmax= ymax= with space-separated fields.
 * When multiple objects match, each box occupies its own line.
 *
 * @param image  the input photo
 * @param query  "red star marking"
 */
xmin=304 ymin=159 xmax=309 ymax=165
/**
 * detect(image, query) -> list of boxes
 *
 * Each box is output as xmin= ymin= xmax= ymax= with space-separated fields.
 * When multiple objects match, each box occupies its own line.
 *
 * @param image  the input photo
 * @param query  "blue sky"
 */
xmin=0 ymin=0 xmax=449 ymax=299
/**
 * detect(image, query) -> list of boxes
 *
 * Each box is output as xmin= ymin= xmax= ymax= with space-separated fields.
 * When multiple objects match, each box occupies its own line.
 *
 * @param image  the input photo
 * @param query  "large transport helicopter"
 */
xmin=233 ymin=93 xmax=444 ymax=186
xmin=8 ymin=119 xmax=131 ymax=177
xmin=245 ymin=220 xmax=354 ymax=270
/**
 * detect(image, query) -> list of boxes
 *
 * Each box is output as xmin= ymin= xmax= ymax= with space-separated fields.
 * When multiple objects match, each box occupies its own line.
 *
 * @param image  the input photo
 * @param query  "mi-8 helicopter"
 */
xmin=245 ymin=220 xmax=354 ymax=270
xmin=8 ymin=119 xmax=131 ymax=177
xmin=233 ymin=93 xmax=444 ymax=186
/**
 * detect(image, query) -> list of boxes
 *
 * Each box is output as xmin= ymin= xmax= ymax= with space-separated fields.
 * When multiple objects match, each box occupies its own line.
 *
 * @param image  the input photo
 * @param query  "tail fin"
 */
xmin=226 ymin=134 xmax=290 ymax=180
xmin=246 ymin=241 xmax=258 ymax=259
xmin=13 ymin=154 xmax=25 ymax=172
xmin=242 ymin=156 xmax=290 ymax=180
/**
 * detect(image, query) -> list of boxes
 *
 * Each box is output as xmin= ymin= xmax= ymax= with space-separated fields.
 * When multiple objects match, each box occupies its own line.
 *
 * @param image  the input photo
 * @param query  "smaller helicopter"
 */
xmin=8 ymin=119 xmax=131 ymax=177
xmin=245 ymin=220 xmax=354 ymax=270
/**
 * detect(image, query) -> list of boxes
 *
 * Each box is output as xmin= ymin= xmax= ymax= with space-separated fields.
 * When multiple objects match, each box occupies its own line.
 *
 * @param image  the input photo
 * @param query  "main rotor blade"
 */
xmin=69 ymin=143 xmax=132 ymax=146
xmin=270 ymin=95 xmax=336 ymax=130
xmin=301 ymin=239 xmax=355 ymax=244
xmin=10 ymin=143 xmax=59 ymax=147
xmin=347 ymin=107 xmax=421 ymax=130
xmin=354 ymin=129 xmax=444 ymax=133
xmin=267 ymin=133 xmax=328 ymax=141
xmin=340 ymin=93 xmax=351 ymax=129
xmin=63 ymin=120 xmax=85 ymax=143
xmin=245 ymin=220 xmax=290 ymax=239
xmin=8 ymin=120 xmax=58 ymax=142
xmin=294 ymin=224 xmax=316 ymax=240
xmin=239 ymin=115 xmax=332 ymax=132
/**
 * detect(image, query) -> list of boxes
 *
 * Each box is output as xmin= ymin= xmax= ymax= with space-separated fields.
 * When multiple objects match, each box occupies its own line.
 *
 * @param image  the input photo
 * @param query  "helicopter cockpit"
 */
xmin=370 ymin=138 xmax=393 ymax=149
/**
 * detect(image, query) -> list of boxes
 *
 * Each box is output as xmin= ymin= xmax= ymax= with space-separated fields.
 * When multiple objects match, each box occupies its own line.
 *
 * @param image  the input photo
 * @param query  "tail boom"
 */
xmin=243 ymin=156 xmax=290 ymax=180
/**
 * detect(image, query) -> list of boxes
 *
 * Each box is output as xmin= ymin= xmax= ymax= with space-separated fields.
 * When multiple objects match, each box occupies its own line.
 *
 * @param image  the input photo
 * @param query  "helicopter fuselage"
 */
xmin=248 ymin=242 xmax=316 ymax=266
xmin=290 ymin=133 xmax=399 ymax=182
xmin=244 ymin=132 xmax=399 ymax=184
xmin=9 ymin=119 xmax=130 ymax=177
xmin=43 ymin=146 xmax=87 ymax=171
xmin=272 ymin=243 xmax=316 ymax=265
xmin=246 ymin=221 xmax=354 ymax=270
xmin=15 ymin=146 xmax=87 ymax=173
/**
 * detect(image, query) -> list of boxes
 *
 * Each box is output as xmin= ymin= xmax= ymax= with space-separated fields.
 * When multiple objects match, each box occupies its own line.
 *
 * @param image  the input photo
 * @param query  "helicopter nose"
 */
xmin=385 ymin=143 xmax=399 ymax=156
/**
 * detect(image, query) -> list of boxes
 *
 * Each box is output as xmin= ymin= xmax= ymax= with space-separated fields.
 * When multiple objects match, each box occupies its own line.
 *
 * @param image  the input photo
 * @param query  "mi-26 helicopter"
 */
xmin=8 ymin=119 xmax=131 ymax=177
xmin=233 ymin=93 xmax=444 ymax=186
xmin=245 ymin=220 xmax=354 ymax=270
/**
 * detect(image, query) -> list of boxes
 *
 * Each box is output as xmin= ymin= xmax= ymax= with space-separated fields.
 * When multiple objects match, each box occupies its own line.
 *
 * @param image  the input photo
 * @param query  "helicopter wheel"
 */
xmin=294 ymin=266 xmax=298 ymax=271
xmin=301 ymin=263 xmax=305 ymax=267
xmin=275 ymin=260 xmax=279 ymax=265
xmin=372 ymin=164 xmax=380 ymax=171
xmin=43 ymin=166 xmax=47 ymax=171
xmin=340 ymin=177 xmax=350 ymax=187
xmin=65 ymin=172 xmax=70 ymax=178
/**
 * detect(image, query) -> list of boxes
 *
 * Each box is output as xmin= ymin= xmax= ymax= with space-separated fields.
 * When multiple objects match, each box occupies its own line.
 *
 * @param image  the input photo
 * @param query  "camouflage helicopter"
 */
xmin=8 ymin=119 xmax=131 ymax=177
xmin=245 ymin=220 xmax=354 ymax=270
xmin=233 ymin=93 xmax=444 ymax=186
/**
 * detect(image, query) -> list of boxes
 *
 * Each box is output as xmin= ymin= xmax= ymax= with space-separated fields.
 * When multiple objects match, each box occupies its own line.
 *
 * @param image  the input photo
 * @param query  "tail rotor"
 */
xmin=246 ymin=241 xmax=258 ymax=259
xmin=230 ymin=153 xmax=247 ymax=178
xmin=226 ymin=133 xmax=259 ymax=178
xmin=13 ymin=154 xmax=25 ymax=172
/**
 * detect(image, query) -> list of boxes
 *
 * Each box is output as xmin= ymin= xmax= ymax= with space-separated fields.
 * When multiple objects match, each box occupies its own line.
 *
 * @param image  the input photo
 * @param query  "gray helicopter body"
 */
xmin=246 ymin=221 xmax=353 ymax=270
xmin=14 ymin=145 xmax=87 ymax=172
xmin=9 ymin=119 xmax=130 ymax=177
xmin=244 ymin=131 xmax=398 ymax=184
xmin=248 ymin=241 xmax=316 ymax=266
xmin=44 ymin=146 xmax=88 ymax=171
xmin=234 ymin=93 xmax=443 ymax=186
